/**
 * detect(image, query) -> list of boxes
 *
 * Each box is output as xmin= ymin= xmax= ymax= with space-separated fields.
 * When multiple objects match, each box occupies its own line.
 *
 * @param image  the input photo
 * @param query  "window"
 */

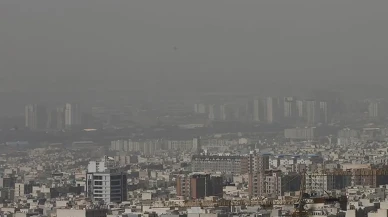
xmin=111 ymin=175 xmax=121 ymax=180
xmin=95 ymin=181 xmax=103 ymax=185
xmin=94 ymin=176 xmax=103 ymax=180
xmin=111 ymin=180 xmax=121 ymax=185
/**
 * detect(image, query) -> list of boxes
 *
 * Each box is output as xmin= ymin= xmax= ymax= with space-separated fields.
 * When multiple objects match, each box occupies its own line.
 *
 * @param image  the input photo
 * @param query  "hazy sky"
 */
xmin=1 ymin=0 xmax=388 ymax=92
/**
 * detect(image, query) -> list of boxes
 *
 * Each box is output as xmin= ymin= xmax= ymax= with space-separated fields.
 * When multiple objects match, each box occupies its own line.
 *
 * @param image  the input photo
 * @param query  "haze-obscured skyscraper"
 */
xmin=306 ymin=100 xmax=319 ymax=126
xmin=46 ymin=109 xmax=57 ymax=130
xmin=266 ymin=97 xmax=274 ymax=124
xmin=25 ymin=104 xmax=36 ymax=130
xmin=208 ymin=104 xmax=215 ymax=120
xmin=265 ymin=97 xmax=281 ymax=124
xmin=65 ymin=103 xmax=81 ymax=128
xmin=296 ymin=100 xmax=304 ymax=118
xmin=368 ymin=101 xmax=384 ymax=118
xmin=220 ymin=104 xmax=227 ymax=121
xmin=284 ymin=97 xmax=296 ymax=118
xmin=194 ymin=103 xmax=207 ymax=114
xmin=312 ymin=89 xmax=342 ymax=117
xmin=25 ymin=104 xmax=47 ymax=130
xmin=56 ymin=107 xmax=65 ymax=130
xmin=253 ymin=99 xmax=260 ymax=122
xmin=319 ymin=101 xmax=329 ymax=124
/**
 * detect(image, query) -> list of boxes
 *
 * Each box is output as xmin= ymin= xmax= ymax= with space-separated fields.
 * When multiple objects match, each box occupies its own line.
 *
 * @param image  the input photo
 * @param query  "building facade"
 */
xmin=191 ymin=155 xmax=247 ymax=174
xmin=284 ymin=127 xmax=315 ymax=140
xmin=305 ymin=100 xmax=319 ymax=126
xmin=248 ymin=170 xmax=300 ymax=198
xmin=86 ymin=157 xmax=127 ymax=204
xmin=65 ymin=103 xmax=81 ymax=128
xmin=248 ymin=151 xmax=271 ymax=198
xmin=25 ymin=104 xmax=47 ymax=130
xmin=176 ymin=173 xmax=223 ymax=199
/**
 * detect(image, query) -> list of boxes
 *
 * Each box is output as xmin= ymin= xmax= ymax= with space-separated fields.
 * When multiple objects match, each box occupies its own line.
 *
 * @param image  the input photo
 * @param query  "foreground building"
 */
xmin=176 ymin=172 xmax=223 ymax=199
xmin=86 ymin=156 xmax=127 ymax=204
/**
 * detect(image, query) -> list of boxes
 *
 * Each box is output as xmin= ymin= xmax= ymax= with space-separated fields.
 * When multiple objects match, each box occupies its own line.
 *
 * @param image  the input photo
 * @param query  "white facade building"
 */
xmin=65 ymin=103 xmax=81 ymax=128
xmin=86 ymin=157 xmax=127 ymax=204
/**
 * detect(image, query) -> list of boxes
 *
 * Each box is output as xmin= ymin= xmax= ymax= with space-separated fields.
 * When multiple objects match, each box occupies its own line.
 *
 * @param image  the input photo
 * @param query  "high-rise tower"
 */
xmin=86 ymin=156 xmax=127 ymax=204
xmin=305 ymin=100 xmax=319 ymax=126
xmin=65 ymin=103 xmax=81 ymax=128
xmin=25 ymin=104 xmax=47 ymax=130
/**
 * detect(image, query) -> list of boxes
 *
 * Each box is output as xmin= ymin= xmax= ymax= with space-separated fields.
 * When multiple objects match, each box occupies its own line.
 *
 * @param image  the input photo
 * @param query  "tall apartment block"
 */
xmin=25 ymin=104 xmax=47 ymax=130
xmin=86 ymin=156 xmax=127 ymax=204
xmin=176 ymin=173 xmax=223 ymax=199
xmin=248 ymin=151 xmax=270 ymax=198
xmin=65 ymin=103 xmax=81 ymax=129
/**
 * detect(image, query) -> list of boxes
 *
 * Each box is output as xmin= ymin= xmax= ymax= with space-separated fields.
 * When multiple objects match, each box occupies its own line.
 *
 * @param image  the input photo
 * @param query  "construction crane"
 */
xmin=292 ymin=170 xmax=309 ymax=217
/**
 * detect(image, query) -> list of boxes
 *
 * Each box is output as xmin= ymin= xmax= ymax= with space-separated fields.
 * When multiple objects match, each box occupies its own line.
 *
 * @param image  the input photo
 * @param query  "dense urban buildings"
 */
xmin=3 ymin=0 xmax=388 ymax=215
xmin=5 ymin=90 xmax=388 ymax=217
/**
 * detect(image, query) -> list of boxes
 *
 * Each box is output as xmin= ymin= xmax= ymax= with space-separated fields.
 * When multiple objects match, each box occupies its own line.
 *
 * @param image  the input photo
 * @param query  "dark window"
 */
xmin=111 ymin=180 xmax=121 ymax=185
xmin=94 ymin=176 xmax=103 ymax=180
xmin=111 ymin=175 xmax=121 ymax=180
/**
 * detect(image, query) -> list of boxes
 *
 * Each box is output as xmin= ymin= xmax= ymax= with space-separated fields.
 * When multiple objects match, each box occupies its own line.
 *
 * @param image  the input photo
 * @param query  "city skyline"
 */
xmin=2 ymin=0 xmax=388 ymax=216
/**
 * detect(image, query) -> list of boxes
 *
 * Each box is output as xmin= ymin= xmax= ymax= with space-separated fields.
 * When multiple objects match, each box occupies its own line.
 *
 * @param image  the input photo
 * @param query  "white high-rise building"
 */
xmin=194 ymin=104 xmax=199 ymax=113
xmin=306 ymin=100 xmax=319 ymax=126
xmin=86 ymin=156 xmax=127 ymax=204
xmin=198 ymin=104 xmax=206 ymax=114
xmin=296 ymin=100 xmax=304 ymax=118
xmin=25 ymin=104 xmax=47 ymax=130
xmin=284 ymin=97 xmax=296 ymax=118
xmin=319 ymin=101 xmax=329 ymax=124
xmin=368 ymin=101 xmax=384 ymax=118
xmin=25 ymin=104 xmax=37 ymax=130
xmin=266 ymin=97 xmax=274 ymax=124
xmin=208 ymin=104 xmax=215 ymax=120
xmin=220 ymin=104 xmax=227 ymax=121
xmin=253 ymin=99 xmax=260 ymax=122
xmin=194 ymin=103 xmax=207 ymax=114
xmin=65 ymin=103 xmax=81 ymax=128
